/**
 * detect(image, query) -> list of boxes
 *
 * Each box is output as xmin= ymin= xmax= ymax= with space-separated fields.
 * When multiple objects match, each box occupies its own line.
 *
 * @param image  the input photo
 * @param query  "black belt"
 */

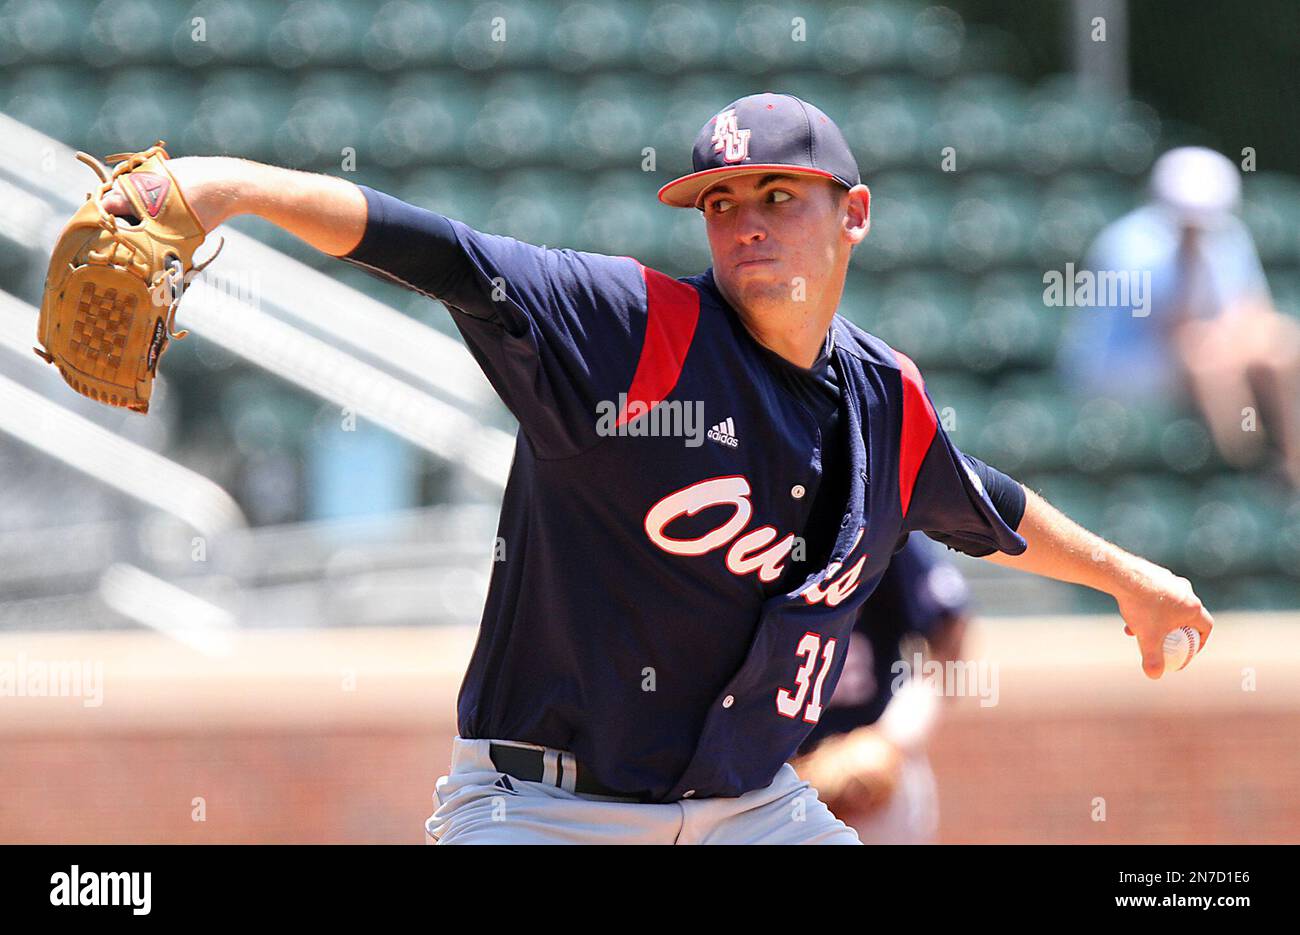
xmin=488 ymin=743 xmax=648 ymax=801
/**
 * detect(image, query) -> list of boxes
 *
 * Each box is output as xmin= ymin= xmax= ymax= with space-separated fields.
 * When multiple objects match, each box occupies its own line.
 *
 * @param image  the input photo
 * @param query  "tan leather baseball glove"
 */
xmin=33 ymin=141 xmax=220 ymax=413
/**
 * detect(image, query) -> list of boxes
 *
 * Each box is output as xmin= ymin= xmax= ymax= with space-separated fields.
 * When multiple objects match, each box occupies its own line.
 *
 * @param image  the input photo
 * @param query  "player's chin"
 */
xmin=733 ymin=259 xmax=780 ymax=277
xmin=735 ymin=279 xmax=788 ymax=306
xmin=727 ymin=264 xmax=780 ymax=290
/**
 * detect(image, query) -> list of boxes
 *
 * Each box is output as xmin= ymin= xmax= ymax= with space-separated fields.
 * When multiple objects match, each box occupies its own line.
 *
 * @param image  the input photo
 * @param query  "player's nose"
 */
xmin=727 ymin=199 xmax=769 ymax=239
xmin=732 ymin=214 xmax=768 ymax=244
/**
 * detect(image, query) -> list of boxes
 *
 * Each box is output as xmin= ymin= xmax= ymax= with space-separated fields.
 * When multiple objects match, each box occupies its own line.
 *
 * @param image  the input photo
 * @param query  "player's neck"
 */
xmin=735 ymin=307 xmax=835 ymax=369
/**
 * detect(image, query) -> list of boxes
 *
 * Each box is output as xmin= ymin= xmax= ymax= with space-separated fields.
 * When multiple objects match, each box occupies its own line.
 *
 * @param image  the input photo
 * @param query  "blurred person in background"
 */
xmin=1058 ymin=146 xmax=1300 ymax=487
xmin=790 ymin=532 xmax=971 ymax=844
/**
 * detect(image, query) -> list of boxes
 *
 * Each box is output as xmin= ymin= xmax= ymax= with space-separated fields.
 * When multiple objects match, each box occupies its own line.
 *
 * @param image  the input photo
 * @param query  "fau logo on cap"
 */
xmin=711 ymin=108 xmax=751 ymax=164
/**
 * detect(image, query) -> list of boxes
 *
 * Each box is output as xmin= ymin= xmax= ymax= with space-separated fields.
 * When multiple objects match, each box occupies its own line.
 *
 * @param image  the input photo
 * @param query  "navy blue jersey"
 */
xmin=799 ymin=532 xmax=971 ymax=752
xmin=344 ymin=186 xmax=1027 ymax=802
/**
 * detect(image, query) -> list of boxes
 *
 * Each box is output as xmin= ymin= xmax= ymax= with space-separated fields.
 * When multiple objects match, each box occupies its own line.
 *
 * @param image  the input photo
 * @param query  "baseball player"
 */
xmin=790 ymin=531 xmax=974 ymax=844
xmin=98 ymin=92 xmax=1213 ymax=844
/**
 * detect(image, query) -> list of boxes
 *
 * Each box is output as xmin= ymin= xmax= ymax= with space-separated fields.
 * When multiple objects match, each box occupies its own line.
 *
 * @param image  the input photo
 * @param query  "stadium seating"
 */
xmin=0 ymin=0 xmax=1296 ymax=614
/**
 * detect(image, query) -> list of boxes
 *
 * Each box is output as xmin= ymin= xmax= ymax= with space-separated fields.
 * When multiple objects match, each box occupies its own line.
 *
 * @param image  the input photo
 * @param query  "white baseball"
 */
xmin=1162 ymin=626 xmax=1201 ymax=674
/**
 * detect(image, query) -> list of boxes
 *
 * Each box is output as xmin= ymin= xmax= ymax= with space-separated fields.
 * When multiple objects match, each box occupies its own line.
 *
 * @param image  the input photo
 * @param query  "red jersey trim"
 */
xmin=616 ymin=264 xmax=701 ymax=427
xmin=893 ymin=349 xmax=937 ymax=519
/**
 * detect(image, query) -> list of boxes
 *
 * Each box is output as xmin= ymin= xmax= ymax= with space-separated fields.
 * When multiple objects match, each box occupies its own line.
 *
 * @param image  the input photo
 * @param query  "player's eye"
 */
xmin=707 ymin=191 xmax=791 ymax=213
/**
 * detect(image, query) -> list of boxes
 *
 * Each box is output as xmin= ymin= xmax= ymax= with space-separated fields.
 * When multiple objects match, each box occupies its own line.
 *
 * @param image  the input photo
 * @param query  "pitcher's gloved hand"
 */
xmin=34 ymin=141 xmax=221 ymax=413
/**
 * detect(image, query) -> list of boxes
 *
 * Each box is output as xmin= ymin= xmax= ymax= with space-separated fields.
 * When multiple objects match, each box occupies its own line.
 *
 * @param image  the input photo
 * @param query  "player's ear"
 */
xmin=844 ymin=184 xmax=870 ymax=243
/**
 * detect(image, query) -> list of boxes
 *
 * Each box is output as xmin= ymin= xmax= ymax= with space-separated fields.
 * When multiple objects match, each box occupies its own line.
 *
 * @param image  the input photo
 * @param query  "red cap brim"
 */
xmin=657 ymin=164 xmax=845 ymax=209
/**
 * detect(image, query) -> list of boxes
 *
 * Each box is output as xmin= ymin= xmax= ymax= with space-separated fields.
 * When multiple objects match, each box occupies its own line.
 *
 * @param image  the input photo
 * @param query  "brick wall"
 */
xmin=2 ymin=615 xmax=1297 ymax=844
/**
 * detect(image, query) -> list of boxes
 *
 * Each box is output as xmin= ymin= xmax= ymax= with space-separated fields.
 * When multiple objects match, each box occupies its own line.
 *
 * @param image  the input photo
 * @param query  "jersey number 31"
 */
xmin=775 ymin=632 xmax=837 ymax=724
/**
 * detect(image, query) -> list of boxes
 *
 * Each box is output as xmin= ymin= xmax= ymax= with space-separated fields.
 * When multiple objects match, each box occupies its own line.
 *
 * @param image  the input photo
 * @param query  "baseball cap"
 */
xmin=657 ymin=92 xmax=861 ymax=210
xmin=1150 ymin=146 xmax=1241 ymax=226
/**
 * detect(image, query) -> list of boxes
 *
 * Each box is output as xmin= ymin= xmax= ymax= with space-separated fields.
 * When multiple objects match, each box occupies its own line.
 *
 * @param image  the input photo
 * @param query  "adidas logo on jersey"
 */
xmin=707 ymin=418 xmax=739 ymax=448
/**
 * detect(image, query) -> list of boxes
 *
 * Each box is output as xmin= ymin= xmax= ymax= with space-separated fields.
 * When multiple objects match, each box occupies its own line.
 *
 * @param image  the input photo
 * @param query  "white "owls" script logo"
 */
xmin=711 ymin=108 xmax=751 ymax=164
xmin=644 ymin=475 xmax=867 ymax=607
